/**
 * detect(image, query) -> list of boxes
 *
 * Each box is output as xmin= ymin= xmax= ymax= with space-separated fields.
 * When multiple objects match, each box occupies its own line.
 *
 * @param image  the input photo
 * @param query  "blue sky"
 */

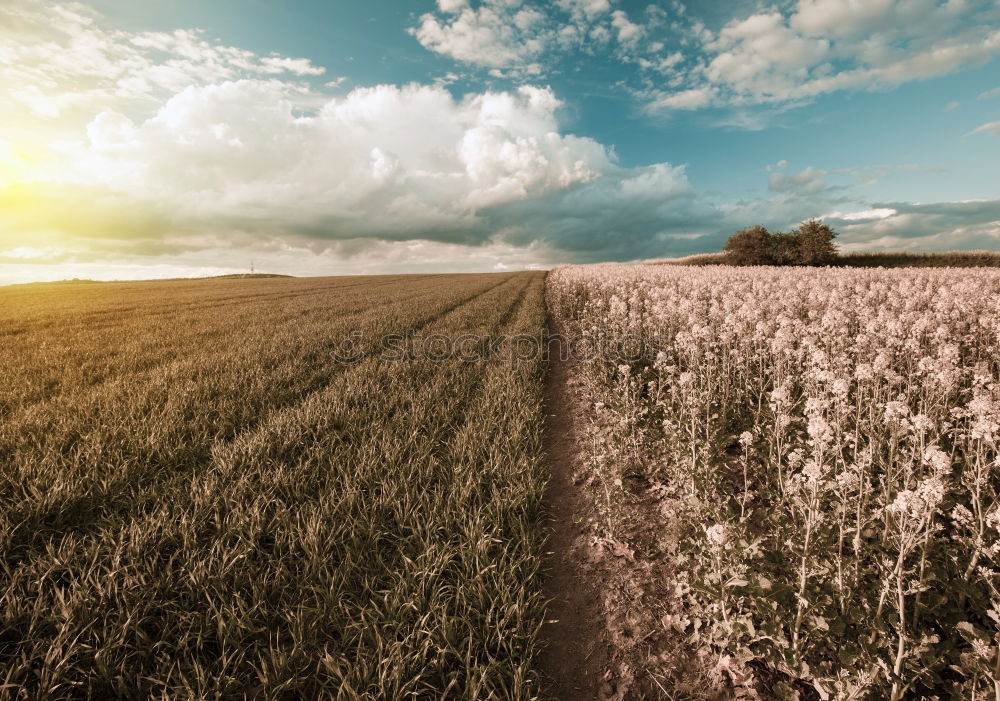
xmin=1 ymin=0 xmax=999 ymax=282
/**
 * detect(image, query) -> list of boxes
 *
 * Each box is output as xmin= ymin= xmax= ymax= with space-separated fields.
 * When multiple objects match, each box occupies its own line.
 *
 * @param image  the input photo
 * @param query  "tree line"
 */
xmin=723 ymin=219 xmax=838 ymax=266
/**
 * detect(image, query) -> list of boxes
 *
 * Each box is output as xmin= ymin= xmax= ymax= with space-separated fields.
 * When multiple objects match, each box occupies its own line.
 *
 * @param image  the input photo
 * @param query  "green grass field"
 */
xmin=0 ymin=273 xmax=549 ymax=699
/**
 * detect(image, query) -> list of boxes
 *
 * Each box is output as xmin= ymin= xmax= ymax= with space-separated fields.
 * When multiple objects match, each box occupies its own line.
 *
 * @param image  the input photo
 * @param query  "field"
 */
xmin=548 ymin=264 xmax=1000 ymax=699
xmin=645 ymin=250 xmax=1000 ymax=268
xmin=0 ymin=273 xmax=549 ymax=698
xmin=6 ymin=264 xmax=1000 ymax=700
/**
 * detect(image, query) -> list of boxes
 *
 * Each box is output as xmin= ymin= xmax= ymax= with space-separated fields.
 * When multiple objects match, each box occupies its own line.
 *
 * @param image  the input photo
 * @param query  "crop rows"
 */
xmin=0 ymin=272 xmax=548 ymax=699
xmin=548 ymin=264 xmax=1000 ymax=699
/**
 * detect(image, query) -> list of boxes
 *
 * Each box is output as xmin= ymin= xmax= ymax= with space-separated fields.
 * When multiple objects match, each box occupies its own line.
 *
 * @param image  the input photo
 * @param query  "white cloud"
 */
xmin=11 ymin=1 xmax=695 ymax=271
xmin=0 ymin=8 xmax=725 ymax=272
xmin=588 ymin=24 xmax=612 ymax=46
xmin=48 ymin=81 xmax=615 ymax=243
xmin=3 ymin=0 xmax=997 ymax=280
xmin=647 ymin=86 xmax=715 ymax=110
xmin=408 ymin=0 xmax=999 ymax=117
xmin=438 ymin=0 xmax=468 ymax=13
xmin=969 ymin=120 xmax=1000 ymax=136
xmin=556 ymin=0 xmax=610 ymax=21
xmin=610 ymin=10 xmax=643 ymax=46
xmin=409 ymin=3 xmax=550 ymax=69
xmin=768 ymin=166 xmax=830 ymax=194
xmin=823 ymin=207 xmax=897 ymax=221
xmin=258 ymin=56 xmax=325 ymax=76
xmin=705 ymin=11 xmax=829 ymax=100
xmin=791 ymin=0 xmax=900 ymax=37
xmin=409 ymin=0 xmax=654 ymax=74
xmin=979 ymin=86 xmax=1000 ymax=99
xmin=829 ymin=199 xmax=1000 ymax=252
xmin=0 ymin=0 xmax=325 ymax=120
xmin=646 ymin=0 xmax=1000 ymax=113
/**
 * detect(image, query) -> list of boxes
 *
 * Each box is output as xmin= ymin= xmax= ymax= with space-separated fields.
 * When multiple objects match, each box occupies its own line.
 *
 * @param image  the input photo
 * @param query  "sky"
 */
xmin=1 ymin=0 xmax=999 ymax=283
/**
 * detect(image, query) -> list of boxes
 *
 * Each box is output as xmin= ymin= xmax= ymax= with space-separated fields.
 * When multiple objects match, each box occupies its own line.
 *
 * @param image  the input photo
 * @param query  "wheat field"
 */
xmin=9 ymin=265 xmax=1000 ymax=699
xmin=0 ymin=273 xmax=549 ymax=699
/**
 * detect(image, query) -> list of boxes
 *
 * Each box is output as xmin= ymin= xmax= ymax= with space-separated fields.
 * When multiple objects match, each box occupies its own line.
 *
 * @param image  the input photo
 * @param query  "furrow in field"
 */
xmin=0 ymin=274 xmax=517 ymax=568
xmin=0 ymin=275 xmax=433 ymax=329
xmin=0 ymin=273 xmax=499 ymax=418
xmin=391 ymin=274 xmax=548 ymax=696
xmin=0 ymin=274 xmax=467 ymax=411
xmin=0 ymin=271 xmax=548 ymax=698
xmin=0 ymin=274 xmax=526 ymax=554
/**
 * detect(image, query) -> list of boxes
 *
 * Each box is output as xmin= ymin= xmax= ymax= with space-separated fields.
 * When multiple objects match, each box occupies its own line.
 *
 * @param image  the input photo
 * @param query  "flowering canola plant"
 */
xmin=547 ymin=264 xmax=1000 ymax=699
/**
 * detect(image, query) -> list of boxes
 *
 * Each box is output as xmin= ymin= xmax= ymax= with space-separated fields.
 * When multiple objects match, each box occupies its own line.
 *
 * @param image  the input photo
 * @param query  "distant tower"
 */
xmin=250 ymin=260 xmax=255 ymax=275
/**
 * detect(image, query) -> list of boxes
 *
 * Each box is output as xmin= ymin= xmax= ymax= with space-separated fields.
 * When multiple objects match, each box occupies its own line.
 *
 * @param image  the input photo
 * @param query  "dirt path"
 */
xmin=537 ymin=322 xmax=720 ymax=701
xmin=538 ymin=332 xmax=610 ymax=700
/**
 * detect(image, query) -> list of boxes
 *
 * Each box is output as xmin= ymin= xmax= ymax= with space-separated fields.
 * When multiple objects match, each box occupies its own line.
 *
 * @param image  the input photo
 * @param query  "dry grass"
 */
xmin=646 ymin=250 xmax=1000 ymax=268
xmin=836 ymin=250 xmax=1000 ymax=267
xmin=643 ymin=253 xmax=730 ymax=266
xmin=0 ymin=273 xmax=549 ymax=699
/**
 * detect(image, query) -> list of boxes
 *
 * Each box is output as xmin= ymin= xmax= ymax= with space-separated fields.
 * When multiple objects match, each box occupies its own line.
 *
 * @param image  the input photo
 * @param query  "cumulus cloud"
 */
xmin=484 ymin=162 xmax=723 ymax=260
xmin=409 ymin=3 xmax=550 ymax=71
xmin=409 ymin=0 xmax=648 ymax=74
xmin=3 ymin=0 xmax=997 ymax=283
xmin=828 ymin=199 xmax=1000 ymax=251
xmin=556 ymin=0 xmax=611 ymax=21
xmin=437 ymin=0 xmax=468 ymax=13
xmin=6 ymin=65 xmax=740 ymax=266
xmin=610 ymin=10 xmax=644 ymax=47
xmin=48 ymin=81 xmax=617 ymax=245
xmin=406 ymin=0 xmax=1000 ymax=119
xmin=704 ymin=11 xmax=830 ymax=100
xmin=645 ymin=0 xmax=1000 ymax=113
xmin=0 ymin=0 xmax=324 ymax=123
xmin=7 ymin=62 xmax=991 ymax=273
xmin=4 ymin=0 xmax=730 ymax=274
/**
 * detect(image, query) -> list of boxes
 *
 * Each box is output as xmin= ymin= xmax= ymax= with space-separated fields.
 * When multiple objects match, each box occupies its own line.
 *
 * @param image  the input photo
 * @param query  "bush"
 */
xmin=838 ymin=250 xmax=1000 ymax=267
xmin=722 ymin=226 xmax=778 ymax=265
xmin=722 ymin=219 xmax=839 ymax=266
xmin=790 ymin=218 xmax=838 ymax=265
xmin=773 ymin=231 xmax=800 ymax=265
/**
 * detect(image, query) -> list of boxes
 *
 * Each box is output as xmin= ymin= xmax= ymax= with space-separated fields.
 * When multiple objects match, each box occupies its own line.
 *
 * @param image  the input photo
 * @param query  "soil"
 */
xmin=538 ymin=333 xmax=609 ymax=700
xmin=538 ymin=322 xmax=726 ymax=701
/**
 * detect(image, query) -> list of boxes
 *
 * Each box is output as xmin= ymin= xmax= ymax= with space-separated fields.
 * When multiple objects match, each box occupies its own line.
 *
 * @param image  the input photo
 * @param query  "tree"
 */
xmin=773 ymin=231 xmax=800 ymax=265
xmin=789 ymin=218 xmax=838 ymax=265
xmin=722 ymin=220 xmax=840 ymax=266
xmin=723 ymin=225 xmax=778 ymax=265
